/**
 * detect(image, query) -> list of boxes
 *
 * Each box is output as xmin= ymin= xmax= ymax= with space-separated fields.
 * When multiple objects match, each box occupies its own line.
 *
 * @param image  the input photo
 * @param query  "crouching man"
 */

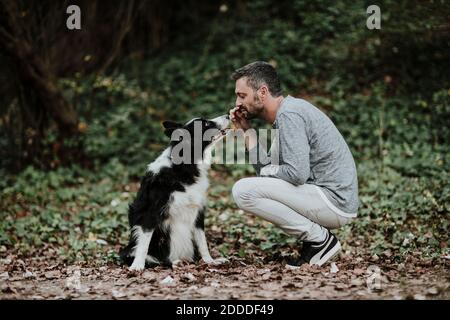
xmin=229 ymin=61 xmax=359 ymax=267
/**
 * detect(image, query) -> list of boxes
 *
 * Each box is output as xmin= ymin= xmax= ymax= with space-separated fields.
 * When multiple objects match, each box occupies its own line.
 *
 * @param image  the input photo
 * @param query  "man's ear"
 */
xmin=259 ymin=85 xmax=268 ymax=100
xmin=162 ymin=120 xmax=182 ymax=138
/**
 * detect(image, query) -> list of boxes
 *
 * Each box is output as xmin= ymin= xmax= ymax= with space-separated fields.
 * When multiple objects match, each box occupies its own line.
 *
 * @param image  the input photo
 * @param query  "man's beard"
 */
xmin=245 ymin=95 xmax=264 ymax=120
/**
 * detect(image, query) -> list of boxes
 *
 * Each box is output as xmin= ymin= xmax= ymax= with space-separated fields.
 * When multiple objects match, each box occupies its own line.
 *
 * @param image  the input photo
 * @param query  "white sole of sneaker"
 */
xmin=310 ymin=239 xmax=342 ymax=267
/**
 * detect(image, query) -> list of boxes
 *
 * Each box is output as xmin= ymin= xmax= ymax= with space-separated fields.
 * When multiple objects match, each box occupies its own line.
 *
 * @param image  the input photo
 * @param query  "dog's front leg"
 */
xmin=129 ymin=226 xmax=154 ymax=271
xmin=193 ymin=228 xmax=228 ymax=265
xmin=193 ymin=208 xmax=228 ymax=265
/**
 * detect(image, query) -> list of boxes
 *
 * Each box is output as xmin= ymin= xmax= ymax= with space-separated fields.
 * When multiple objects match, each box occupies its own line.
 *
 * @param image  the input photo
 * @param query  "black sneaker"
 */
xmin=287 ymin=230 xmax=341 ymax=267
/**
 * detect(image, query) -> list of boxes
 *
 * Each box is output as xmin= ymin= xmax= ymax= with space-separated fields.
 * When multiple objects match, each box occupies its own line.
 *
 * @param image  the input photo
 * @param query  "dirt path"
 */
xmin=1 ymin=251 xmax=448 ymax=300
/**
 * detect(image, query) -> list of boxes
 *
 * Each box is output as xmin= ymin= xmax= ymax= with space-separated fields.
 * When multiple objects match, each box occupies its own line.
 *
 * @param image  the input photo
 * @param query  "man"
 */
xmin=229 ymin=61 xmax=359 ymax=267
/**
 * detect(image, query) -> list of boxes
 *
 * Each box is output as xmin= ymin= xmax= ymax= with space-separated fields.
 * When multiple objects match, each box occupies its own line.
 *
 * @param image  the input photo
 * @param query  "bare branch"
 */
xmin=96 ymin=0 xmax=136 ymax=74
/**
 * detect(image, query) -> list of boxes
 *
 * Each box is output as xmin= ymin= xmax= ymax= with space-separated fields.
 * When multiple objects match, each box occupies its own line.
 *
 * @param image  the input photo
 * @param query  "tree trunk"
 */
xmin=0 ymin=0 xmax=79 ymax=135
xmin=15 ymin=42 xmax=79 ymax=134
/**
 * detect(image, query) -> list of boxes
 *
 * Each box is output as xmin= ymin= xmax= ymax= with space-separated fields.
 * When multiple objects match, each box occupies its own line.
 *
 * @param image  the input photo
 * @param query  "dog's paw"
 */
xmin=171 ymin=259 xmax=184 ymax=268
xmin=213 ymin=257 xmax=229 ymax=264
xmin=129 ymin=262 xmax=145 ymax=271
xmin=204 ymin=257 xmax=229 ymax=265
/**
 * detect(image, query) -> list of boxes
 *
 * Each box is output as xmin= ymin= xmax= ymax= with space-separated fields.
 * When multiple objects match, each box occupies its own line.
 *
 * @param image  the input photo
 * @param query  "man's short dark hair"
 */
xmin=231 ymin=61 xmax=282 ymax=97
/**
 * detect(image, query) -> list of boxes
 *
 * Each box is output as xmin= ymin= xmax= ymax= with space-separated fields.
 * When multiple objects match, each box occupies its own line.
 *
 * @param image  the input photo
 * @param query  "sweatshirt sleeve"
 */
xmin=259 ymin=112 xmax=310 ymax=185
xmin=248 ymin=140 xmax=271 ymax=175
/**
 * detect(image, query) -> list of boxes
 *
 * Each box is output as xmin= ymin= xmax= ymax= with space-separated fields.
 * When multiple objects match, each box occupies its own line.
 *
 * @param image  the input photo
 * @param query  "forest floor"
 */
xmin=0 ymin=247 xmax=449 ymax=300
xmin=1 ymin=170 xmax=449 ymax=300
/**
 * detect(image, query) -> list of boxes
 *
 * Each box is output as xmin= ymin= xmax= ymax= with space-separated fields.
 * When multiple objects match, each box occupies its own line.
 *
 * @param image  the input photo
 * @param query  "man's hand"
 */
xmin=229 ymin=106 xmax=251 ymax=131
xmin=229 ymin=105 xmax=258 ymax=150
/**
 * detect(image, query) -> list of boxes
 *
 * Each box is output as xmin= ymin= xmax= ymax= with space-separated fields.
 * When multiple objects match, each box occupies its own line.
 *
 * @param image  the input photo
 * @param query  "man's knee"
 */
xmin=232 ymin=178 xmax=257 ymax=209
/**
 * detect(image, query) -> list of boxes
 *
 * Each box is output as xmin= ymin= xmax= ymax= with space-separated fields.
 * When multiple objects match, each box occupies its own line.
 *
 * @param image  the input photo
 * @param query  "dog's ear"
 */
xmin=162 ymin=120 xmax=182 ymax=138
xmin=162 ymin=120 xmax=182 ymax=129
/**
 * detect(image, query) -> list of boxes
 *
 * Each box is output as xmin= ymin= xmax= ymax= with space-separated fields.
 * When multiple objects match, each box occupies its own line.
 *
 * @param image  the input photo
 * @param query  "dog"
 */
xmin=119 ymin=115 xmax=230 ymax=270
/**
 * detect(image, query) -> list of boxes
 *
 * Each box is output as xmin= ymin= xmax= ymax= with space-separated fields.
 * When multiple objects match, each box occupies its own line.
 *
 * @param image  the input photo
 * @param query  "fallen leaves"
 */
xmin=330 ymin=262 xmax=339 ymax=274
xmin=427 ymin=287 xmax=439 ymax=295
xmin=0 ymin=248 xmax=448 ymax=300
xmin=181 ymin=272 xmax=196 ymax=282
xmin=160 ymin=275 xmax=175 ymax=285
xmin=353 ymin=268 xmax=365 ymax=276
xmin=111 ymin=289 xmax=127 ymax=299
xmin=44 ymin=270 xmax=60 ymax=280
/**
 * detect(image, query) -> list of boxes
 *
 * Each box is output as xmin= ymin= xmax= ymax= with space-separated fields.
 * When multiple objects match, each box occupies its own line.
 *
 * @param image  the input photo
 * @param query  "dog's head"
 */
xmin=162 ymin=115 xmax=230 ymax=164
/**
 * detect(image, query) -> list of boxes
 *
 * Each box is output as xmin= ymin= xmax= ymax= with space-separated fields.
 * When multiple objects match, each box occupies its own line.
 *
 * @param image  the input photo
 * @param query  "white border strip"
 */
xmin=313 ymin=185 xmax=357 ymax=218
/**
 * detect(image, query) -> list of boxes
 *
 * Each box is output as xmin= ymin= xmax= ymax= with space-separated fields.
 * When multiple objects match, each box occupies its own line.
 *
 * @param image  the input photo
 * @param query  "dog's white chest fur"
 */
xmin=165 ymin=165 xmax=209 ymax=261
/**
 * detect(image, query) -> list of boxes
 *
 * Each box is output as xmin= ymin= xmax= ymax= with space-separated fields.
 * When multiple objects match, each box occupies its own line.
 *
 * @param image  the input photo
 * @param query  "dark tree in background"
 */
xmin=0 ymin=0 xmax=140 ymax=168
xmin=0 ymin=0 xmax=222 ymax=170
xmin=0 ymin=0 xmax=79 ymax=134
xmin=0 ymin=1 xmax=80 ymax=145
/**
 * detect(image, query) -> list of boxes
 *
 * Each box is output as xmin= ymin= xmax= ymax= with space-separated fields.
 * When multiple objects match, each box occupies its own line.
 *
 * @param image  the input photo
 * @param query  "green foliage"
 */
xmin=0 ymin=163 xmax=130 ymax=264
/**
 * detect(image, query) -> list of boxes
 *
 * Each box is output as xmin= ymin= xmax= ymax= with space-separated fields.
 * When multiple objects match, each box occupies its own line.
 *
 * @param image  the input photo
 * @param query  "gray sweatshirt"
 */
xmin=249 ymin=95 xmax=359 ymax=214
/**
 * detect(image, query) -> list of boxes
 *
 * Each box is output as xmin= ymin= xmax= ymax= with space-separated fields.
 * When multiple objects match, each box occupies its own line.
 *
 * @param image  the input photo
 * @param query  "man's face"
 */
xmin=234 ymin=77 xmax=264 ymax=119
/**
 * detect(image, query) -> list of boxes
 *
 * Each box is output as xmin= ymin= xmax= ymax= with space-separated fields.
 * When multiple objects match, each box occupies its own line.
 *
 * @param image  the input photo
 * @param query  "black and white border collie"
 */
xmin=120 ymin=115 xmax=230 ymax=270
